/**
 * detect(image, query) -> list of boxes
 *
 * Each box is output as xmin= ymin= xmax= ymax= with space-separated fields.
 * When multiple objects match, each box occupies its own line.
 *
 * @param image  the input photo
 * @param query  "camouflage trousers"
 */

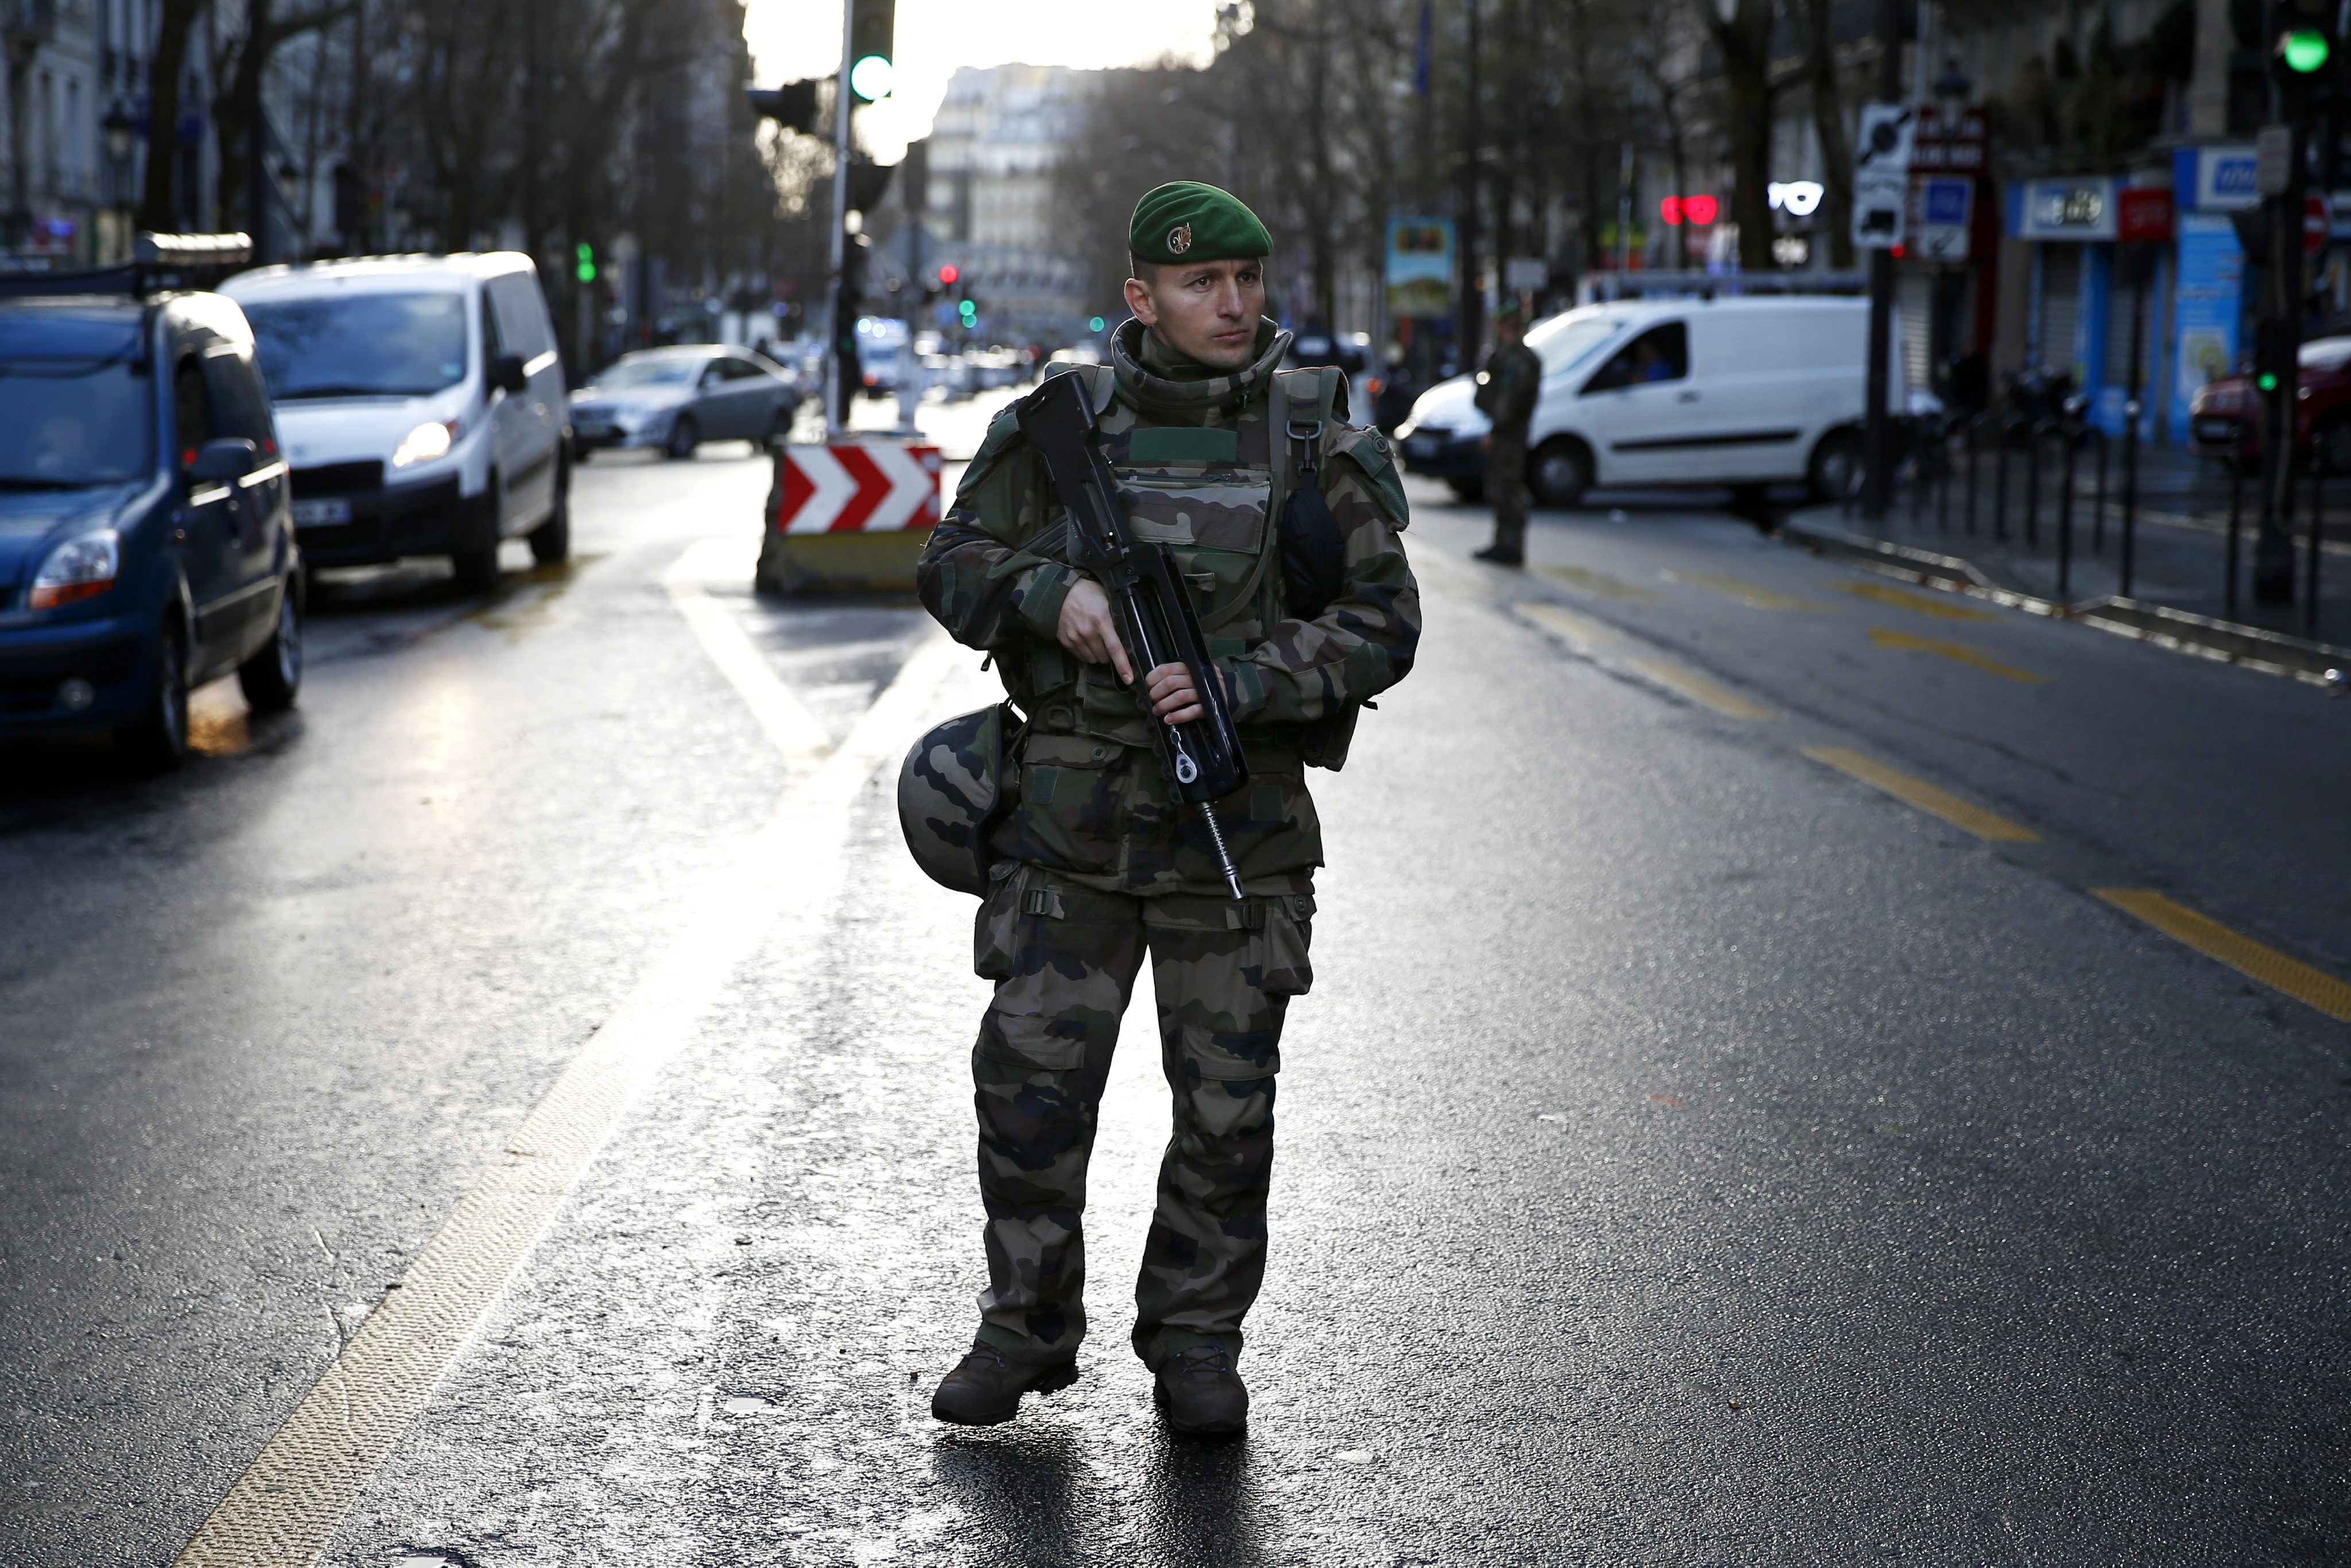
xmin=1487 ymin=432 xmax=1530 ymax=554
xmin=968 ymin=863 xmax=1314 ymax=1368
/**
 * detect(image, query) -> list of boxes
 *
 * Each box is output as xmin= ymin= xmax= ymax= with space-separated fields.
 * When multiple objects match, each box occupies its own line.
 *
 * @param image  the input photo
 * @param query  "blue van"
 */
xmin=0 ymin=242 xmax=300 ymax=770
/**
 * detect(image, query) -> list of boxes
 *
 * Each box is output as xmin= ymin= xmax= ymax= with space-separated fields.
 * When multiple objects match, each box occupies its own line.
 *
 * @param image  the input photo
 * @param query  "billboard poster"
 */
xmin=1386 ymin=217 xmax=1455 ymax=316
xmin=2171 ymin=212 xmax=2244 ymax=445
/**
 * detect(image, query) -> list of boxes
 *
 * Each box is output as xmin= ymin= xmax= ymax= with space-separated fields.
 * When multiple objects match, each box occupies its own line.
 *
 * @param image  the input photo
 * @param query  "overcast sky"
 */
xmin=742 ymin=0 xmax=1227 ymax=162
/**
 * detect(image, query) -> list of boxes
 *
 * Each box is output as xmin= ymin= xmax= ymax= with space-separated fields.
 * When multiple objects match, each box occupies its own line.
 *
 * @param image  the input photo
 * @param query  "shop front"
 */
xmin=2166 ymin=145 xmax=2253 ymax=448
xmin=2007 ymin=174 xmax=2175 ymax=442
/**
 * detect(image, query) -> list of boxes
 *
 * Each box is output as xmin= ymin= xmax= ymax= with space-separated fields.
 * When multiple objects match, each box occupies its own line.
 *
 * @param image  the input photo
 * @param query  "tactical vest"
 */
xmin=1018 ymin=360 xmax=1347 ymax=762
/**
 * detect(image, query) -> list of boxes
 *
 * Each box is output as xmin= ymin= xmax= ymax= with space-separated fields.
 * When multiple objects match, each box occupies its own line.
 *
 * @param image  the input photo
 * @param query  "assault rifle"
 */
xmin=1017 ymin=371 xmax=1251 ymax=901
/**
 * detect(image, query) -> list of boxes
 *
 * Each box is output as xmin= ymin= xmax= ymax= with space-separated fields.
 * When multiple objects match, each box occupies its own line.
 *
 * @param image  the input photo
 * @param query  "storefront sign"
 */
xmin=2175 ymin=145 xmax=2260 ymax=211
xmin=2117 ymin=187 xmax=2175 ymax=244
xmin=2014 ymin=177 xmax=2117 ymax=241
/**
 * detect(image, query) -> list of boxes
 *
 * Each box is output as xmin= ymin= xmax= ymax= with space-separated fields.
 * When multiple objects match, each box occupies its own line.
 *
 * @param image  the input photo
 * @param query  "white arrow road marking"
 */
xmin=782 ymin=445 xmax=860 ymax=535
xmin=171 ymin=609 xmax=977 ymax=1568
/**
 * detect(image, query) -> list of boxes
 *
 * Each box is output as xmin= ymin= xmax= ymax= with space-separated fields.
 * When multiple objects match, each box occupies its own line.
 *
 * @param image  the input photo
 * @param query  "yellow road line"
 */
xmin=2094 ymin=889 xmax=2351 ymax=1022
xmin=1537 ymin=564 xmax=1662 ymax=601
xmin=1832 ymin=579 xmax=1999 ymax=622
xmin=1627 ymin=657 xmax=1779 ymax=720
xmin=172 ymin=619 xmax=975 ymax=1568
xmin=1515 ymin=600 xmax=1620 ymax=646
xmin=1662 ymin=570 xmax=1829 ymax=612
xmin=1801 ymin=747 xmax=2040 ymax=842
xmin=1869 ymin=626 xmax=2047 ymax=684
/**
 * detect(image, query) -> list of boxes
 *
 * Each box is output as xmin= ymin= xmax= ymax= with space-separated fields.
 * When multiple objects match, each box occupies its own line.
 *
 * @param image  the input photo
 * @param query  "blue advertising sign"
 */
xmin=2170 ymin=211 xmax=2244 ymax=443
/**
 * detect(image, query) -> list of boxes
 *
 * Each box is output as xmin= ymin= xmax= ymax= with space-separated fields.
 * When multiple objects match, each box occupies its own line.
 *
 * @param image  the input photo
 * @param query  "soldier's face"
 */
xmin=1126 ymin=258 xmax=1266 ymax=372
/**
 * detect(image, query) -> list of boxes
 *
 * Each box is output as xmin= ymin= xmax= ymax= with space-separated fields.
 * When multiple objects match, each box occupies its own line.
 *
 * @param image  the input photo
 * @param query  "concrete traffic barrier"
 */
xmin=756 ymin=440 xmax=942 ymax=595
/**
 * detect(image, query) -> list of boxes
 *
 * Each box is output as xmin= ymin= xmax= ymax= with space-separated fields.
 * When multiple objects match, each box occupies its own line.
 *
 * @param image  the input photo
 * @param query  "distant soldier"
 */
xmin=911 ymin=182 xmax=1421 ymax=1438
xmin=1473 ymin=300 xmax=1542 ymax=566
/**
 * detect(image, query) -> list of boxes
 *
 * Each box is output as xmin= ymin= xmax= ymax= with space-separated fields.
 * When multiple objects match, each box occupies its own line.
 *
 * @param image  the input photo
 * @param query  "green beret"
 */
xmin=1129 ymin=181 xmax=1272 ymax=266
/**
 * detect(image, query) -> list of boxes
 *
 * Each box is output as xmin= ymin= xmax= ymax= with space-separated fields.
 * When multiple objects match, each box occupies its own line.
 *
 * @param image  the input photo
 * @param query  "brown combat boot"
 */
xmin=1153 ymin=1344 xmax=1248 ymax=1438
xmin=931 ymin=1340 xmax=1078 ymax=1426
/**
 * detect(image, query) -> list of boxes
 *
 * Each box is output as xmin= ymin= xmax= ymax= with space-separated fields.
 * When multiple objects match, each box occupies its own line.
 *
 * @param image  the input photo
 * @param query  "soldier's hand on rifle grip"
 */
xmin=1057 ymin=576 xmax=1134 ymax=684
xmin=1145 ymin=662 xmax=1205 ymax=727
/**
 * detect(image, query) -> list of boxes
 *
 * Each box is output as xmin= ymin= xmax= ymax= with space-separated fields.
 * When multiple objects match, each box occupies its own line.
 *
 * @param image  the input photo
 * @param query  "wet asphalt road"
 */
xmin=2 ymin=401 xmax=2348 ymax=1567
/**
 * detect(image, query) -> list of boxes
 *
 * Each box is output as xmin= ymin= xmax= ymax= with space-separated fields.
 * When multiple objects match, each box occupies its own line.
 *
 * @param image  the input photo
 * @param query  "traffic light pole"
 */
xmin=2256 ymin=116 xmax=2307 ymax=603
xmin=825 ymin=0 xmax=855 ymax=438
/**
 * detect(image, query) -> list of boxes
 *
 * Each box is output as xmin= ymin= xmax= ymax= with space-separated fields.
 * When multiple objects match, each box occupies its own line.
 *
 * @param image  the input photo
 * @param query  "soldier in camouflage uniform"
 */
xmin=917 ymin=182 xmax=1421 ymax=1438
xmin=1473 ymin=300 xmax=1544 ymax=566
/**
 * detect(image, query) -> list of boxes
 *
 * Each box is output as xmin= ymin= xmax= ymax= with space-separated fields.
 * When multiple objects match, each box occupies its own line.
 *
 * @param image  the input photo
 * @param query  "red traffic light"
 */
xmin=938 ymin=263 xmax=959 ymax=286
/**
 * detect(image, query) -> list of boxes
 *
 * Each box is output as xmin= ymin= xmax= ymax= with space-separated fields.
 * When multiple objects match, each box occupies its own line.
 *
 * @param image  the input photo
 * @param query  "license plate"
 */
xmin=1403 ymin=436 xmax=1441 ymax=459
xmin=292 ymin=497 xmax=352 ymax=526
xmin=2193 ymin=418 xmax=2238 ymax=443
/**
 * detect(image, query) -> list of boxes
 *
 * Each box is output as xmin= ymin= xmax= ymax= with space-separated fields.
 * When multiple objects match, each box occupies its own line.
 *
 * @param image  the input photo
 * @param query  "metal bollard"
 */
xmin=2023 ymin=422 xmax=2044 ymax=549
xmin=1993 ymin=419 xmax=2012 ymax=543
xmin=2058 ymin=419 xmax=2079 ymax=599
xmin=1965 ymin=417 xmax=1981 ymax=537
xmin=2092 ymin=427 xmax=2109 ymax=553
xmin=2311 ymin=460 xmax=2326 ymax=637
xmin=1936 ymin=421 xmax=1952 ymax=534
xmin=2120 ymin=397 xmax=2142 ymax=599
xmin=2225 ymin=422 xmax=2245 ymax=619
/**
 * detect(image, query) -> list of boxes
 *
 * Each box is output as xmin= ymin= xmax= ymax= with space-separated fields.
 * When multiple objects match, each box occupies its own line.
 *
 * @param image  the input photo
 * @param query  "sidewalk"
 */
xmin=1791 ymin=440 xmax=2351 ymax=663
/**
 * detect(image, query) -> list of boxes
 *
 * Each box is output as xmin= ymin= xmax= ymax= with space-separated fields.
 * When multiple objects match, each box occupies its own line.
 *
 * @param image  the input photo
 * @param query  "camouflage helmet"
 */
xmin=898 ymin=703 xmax=1015 ymax=895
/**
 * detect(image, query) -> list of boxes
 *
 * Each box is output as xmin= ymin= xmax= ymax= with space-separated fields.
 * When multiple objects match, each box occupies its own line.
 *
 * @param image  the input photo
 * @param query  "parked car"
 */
xmin=1395 ymin=296 xmax=1897 ymax=506
xmin=2187 ymin=334 xmax=2351 ymax=471
xmin=0 ymin=241 xmax=302 ymax=769
xmin=569 ymin=346 xmax=801 ymax=460
xmin=222 ymin=252 xmax=569 ymax=591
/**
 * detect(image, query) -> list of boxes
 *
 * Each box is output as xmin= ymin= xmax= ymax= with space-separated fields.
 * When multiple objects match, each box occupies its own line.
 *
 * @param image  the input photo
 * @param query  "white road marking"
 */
xmin=662 ymin=542 xmax=832 ymax=771
xmin=171 ymin=559 xmax=975 ymax=1568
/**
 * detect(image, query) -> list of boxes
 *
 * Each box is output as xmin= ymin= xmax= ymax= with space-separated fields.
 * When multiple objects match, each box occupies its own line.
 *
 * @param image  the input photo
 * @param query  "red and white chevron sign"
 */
xmin=773 ymin=441 xmax=942 ymax=535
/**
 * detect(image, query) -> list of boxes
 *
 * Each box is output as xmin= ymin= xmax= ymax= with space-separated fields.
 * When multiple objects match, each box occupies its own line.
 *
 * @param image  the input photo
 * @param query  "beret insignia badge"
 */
xmin=1167 ymin=223 xmax=1193 ymax=255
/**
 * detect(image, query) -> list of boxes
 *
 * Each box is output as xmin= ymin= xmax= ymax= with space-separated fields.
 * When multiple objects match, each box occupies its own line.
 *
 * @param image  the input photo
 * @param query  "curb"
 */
xmin=1778 ymin=520 xmax=2351 ymax=687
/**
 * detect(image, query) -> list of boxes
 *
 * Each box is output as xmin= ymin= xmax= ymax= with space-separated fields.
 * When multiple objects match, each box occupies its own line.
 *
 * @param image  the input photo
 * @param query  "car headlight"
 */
xmin=392 ymin=418 xmax=459 ymax=468
xmin=1395 ymin=421 xmax=1418 ymax=441
xmin=29 ymin=529 xmax=120 ymax=610
xmin=613 ymin=407 xmax=650 ymax=432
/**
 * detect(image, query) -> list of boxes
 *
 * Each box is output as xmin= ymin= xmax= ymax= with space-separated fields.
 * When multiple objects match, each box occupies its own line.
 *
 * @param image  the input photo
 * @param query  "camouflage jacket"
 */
xmin=916 ymin=318 xmax=1421 ymax=895
xmin=1473 ymin=341 xmax=1543 ymax=437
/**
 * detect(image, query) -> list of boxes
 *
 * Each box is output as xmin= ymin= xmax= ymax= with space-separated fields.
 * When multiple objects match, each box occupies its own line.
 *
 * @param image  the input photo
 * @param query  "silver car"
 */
xmin=569 ymin=346 xmax=803 ymax=460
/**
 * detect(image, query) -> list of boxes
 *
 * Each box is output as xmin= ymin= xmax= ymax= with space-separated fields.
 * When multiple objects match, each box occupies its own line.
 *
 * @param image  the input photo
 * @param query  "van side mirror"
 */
xmin=490 ymin=352 xmax=529 ymax=395
xmin=188 ymin=436 xmax=259 ymax=483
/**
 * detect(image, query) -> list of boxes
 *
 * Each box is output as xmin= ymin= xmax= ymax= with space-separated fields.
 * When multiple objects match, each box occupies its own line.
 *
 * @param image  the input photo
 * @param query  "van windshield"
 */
xmin=0 ymin=359 xmax=153 ymax=488
xmin=1525 ymin=316 xmax=1624 ymax=375
xmin=243 ymin=291 xmax=470 ymax=399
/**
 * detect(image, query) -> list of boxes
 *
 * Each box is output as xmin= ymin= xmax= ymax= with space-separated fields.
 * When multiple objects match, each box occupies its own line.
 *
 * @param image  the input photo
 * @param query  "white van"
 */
xmin=223 ymin=254 xmax=569 ymax=589
xmin=1396 ymin=296 xmax=1895 ymax=507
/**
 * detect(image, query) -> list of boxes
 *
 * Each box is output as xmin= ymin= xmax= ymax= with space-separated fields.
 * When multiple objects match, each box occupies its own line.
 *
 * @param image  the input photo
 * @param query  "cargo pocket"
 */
xmin=972 ymin=867 xmax=1091 ymax=1073
xmin=1008 ymin=734 xmax=1126 ymax=875
xmin=1258 ymin=892 xmax=1314 ymax=1000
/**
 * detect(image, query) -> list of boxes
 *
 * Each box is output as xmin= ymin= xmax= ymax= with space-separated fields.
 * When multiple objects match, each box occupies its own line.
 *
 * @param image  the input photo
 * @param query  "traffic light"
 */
xmin=744 ymin=79 xmax=824 ymax=136
xmin=938 ymin=263 xmax=958 ymax=288
xmin=848 ymin=0 xmax=895 ymax=102
xmin=2282 ymin=26 xmax=2330 ymax=72
xmin=957 ymin=296 xmax=978 ymax=329
xmin=575 ymin=242 xmax=595 ymax=283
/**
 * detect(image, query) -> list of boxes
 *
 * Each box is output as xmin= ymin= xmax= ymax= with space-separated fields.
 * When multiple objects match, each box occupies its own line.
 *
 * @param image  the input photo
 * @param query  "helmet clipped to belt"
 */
xmin=898 ymin=703 xmax=1018 ymax=895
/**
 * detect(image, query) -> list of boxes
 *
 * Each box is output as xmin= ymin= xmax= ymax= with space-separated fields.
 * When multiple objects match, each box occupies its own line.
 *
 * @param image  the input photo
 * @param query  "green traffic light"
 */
xmin=2259 ymin=371 xmax=2280 ymax=391
xmin=2283 ymin=27 xmax=2329 ymax=72
xmin=575 ymin=241 xmax=596 ymax=283
xmin=1089 ymin=316 xmax=1105 ymax=332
